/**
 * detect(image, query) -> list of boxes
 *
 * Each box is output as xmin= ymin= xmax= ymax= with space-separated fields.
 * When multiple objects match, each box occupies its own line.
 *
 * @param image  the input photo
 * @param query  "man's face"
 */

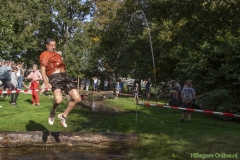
xmin=186 ymin=81 xmax=192 ymax=86
xmin=46 ymin=41 xmax=56 ymax=52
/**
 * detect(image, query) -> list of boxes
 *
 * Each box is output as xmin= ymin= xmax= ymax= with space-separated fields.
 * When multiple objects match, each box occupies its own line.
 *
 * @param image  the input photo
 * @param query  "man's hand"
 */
xmin=185 ymin=100 xmax=189 ymax=104
xmin=184 ymin=99 xmax=192 ymax=104
xmin=45 ymin=82 xmax=52 ymax=89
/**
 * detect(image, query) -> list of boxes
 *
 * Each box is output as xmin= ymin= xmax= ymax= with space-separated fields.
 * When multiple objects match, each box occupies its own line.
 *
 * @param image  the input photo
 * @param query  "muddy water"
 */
xmin=79 ymin=100 xmax=120 ymax=113
xmin=0 ymin=147 xmax=132 ymax=160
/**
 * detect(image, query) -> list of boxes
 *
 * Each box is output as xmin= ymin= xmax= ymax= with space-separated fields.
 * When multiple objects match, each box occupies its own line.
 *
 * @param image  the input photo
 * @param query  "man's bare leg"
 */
xmin=50 ymin=89 xmax=62 ymax=116
xmin=48 ymin=89 xmax=62 ymax=125
xmin=62 ymin=89 xmax=81 ymax=118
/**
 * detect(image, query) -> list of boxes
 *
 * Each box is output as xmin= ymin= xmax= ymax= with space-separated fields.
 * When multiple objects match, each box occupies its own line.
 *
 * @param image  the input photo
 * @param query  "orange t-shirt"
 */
xmin=39 ymin=51 xmax=66 ymax=77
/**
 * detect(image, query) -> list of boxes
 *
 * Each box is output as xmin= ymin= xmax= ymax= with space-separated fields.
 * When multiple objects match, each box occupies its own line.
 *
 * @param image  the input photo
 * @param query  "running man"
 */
xmin=39 ymin=38 xmax=81 ymax=128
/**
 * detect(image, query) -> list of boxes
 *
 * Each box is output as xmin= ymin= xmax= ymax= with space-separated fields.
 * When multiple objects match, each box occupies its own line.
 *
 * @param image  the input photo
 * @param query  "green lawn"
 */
xmin=0 ymin=93 xmax=240 ymax=160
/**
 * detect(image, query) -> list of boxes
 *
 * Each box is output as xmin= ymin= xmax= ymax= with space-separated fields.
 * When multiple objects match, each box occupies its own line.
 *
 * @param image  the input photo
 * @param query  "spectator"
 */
xmin=133 ymin=79 xmax=139 ymax=88
xmin=8 ymin=60 xmax=13 ymax=67
xmin=180 ymin=80 xmax=196 ymax=123
xmin=172 ymin=80 xmax=181 ymax=91
xmin=0 ymin=61 xmax=11 ymax=96
xmin=26 ymin=64 xmax=42 ymax=107
xmin=81 ymin=77 xmax=86 ymax=90
xmin=172 ymin=80 xmax=181 ymax=100
xmin=104 ymin=79 xmax=108 ymax=91
xmin=16 ymin=62 xmax=24 ymax=89
xmin=145 ymin=78 xmax=151 ymax=100
xmin=133 ymin=83 xmax=139 ymax=101
xmin=109 ymin=78 xmax=114 ymax=91
xmin=93 ymin=77 xmax=98 ymax=91
xmin=119 ymin=79 xmax=123 ymax=93
xmin=10 ymin=66 xmax=19 ymax=105
xmin=115 ymin=81 xmax=121 ymax=99
xmin=85 ymin=77 xmax=90 ymax=91
xmin=183 ymin=82 xmax=187 ymax=88
xmin=97 ymin=77 xmax=101 ymax=91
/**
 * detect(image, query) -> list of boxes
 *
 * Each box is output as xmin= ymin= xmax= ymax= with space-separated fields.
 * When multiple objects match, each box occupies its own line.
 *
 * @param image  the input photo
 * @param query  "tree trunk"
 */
xmin=138 ymin=74 xmax=142 ymax=95
xmin=0 ymin=131 xmax=138 ymax=148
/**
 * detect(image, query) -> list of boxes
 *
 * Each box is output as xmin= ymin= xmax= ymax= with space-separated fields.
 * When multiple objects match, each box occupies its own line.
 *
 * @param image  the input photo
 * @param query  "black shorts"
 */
xmin=49 ymin=73 xmax=77 ymax=94
xmin=1 ymin=78 xmax=10 ymax=90
xmin=146 ymin=88 xmax=150 ymax=94
xmin=182 ymin=101 xmax=193 ymax=113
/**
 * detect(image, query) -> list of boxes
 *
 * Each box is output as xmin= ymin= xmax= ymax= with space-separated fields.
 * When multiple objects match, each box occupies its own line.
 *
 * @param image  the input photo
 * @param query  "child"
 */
xmin=172 ymin=80 xmax=181 ymax=100
xmin=97 ymin=77 xmax=101 ymax=91
xmin=104 ymin=79 xmax=108 ymax=91
xmin=10 ymin=67 xmax=19 ymax=105
xmin=145 ymin=78 xmax=151 ymax=100
xmin=133 ymin=83 xmax=139 ymax=101
xmin=180 ymin=80 xmax=196 ymax=123
xmin=115 ymin=81 xmax=121 ymax=99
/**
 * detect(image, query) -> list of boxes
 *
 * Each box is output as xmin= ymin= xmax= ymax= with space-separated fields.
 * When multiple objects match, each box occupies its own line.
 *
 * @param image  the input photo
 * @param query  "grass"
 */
xmin=0 ymin=93 xmax=240 ymax=159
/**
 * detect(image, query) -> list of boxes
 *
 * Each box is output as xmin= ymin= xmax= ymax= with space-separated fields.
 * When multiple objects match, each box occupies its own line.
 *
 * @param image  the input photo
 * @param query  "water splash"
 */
xmin=118 ymin=10 xmax=156 ymax=85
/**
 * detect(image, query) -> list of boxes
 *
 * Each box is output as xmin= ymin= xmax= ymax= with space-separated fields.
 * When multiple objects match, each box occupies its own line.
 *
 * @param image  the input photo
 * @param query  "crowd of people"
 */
xmin=0 ymin=60 xmax=43 ymax=106
xmin=0 ymin=60 xmax=24 ymax=105
xmin=79 ymin=77 xmax=124 ymax=93
xmin=79 ymin=76 xmax=153 ymax=101
xmin=159 ymin=79 xmax=196 ymax=123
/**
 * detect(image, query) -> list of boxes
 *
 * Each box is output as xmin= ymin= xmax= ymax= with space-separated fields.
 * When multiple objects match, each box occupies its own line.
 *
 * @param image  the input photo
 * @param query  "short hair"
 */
xmin=32 ymin=64 xmax=38 ymax=69
xmin=46 ymin=38 xmax=55 ymax=45
xmin=11 ymin=63 xmax=16 ymax=67
xmin=12 ymin=67 xmax=18 ymax=71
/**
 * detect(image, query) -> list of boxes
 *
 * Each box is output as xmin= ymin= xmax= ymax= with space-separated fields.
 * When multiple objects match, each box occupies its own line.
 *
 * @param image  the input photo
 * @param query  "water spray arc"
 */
xmin=128 ymin=10 xmax=156 ymax=86
xmin=117 ymin=10 xmax=156 ymax=84
xmin=120 ymin=10 xmax=157 ymax=134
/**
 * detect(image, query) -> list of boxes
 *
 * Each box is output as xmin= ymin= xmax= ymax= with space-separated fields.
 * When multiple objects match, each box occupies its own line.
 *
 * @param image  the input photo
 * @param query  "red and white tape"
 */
xmin=137 ymin=101 xmax=240 ymax=118
xmin=0 ymin=89 xmax=51 ymax=94
xmin=0 ymin=89 xmax=88 ymax=98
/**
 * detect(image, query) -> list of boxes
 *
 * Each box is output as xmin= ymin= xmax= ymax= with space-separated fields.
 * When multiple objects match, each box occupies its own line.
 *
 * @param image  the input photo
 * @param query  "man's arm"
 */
xmin=192 ymin=93 xmax=196 ymax=100
xmin=181 ymin=92 xmax=184 ymax=101
xmin=40 ymin=66 xmax=52 ymax=88
xmin=191 ymin=88 xmax=196 ymax=101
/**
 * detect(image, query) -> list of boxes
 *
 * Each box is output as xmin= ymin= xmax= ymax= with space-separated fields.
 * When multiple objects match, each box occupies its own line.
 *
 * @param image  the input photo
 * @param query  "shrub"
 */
xmin=196 ymin=89 xmax=240 ymax=120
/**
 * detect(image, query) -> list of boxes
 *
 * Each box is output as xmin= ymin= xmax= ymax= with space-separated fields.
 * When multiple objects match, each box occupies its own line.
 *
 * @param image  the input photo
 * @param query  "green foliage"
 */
xmin=196 ymin=89 xmax=239 ymax=114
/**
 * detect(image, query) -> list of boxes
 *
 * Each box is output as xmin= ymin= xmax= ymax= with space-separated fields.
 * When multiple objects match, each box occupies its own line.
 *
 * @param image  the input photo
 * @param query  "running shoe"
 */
xmin=58 ymin=114 xmax=67 ymax=128
xmin=48 ymin=115 xmax=55 ymax=125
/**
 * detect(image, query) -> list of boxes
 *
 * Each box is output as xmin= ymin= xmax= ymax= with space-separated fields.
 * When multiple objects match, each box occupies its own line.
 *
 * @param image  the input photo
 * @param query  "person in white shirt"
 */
xmin=104 ymin=79 xmax=108 ymax=91
xmin=180 ymin=80 xmax=196 ymax=123
xmin=93 ymin=77 xmax=98 ymax=91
